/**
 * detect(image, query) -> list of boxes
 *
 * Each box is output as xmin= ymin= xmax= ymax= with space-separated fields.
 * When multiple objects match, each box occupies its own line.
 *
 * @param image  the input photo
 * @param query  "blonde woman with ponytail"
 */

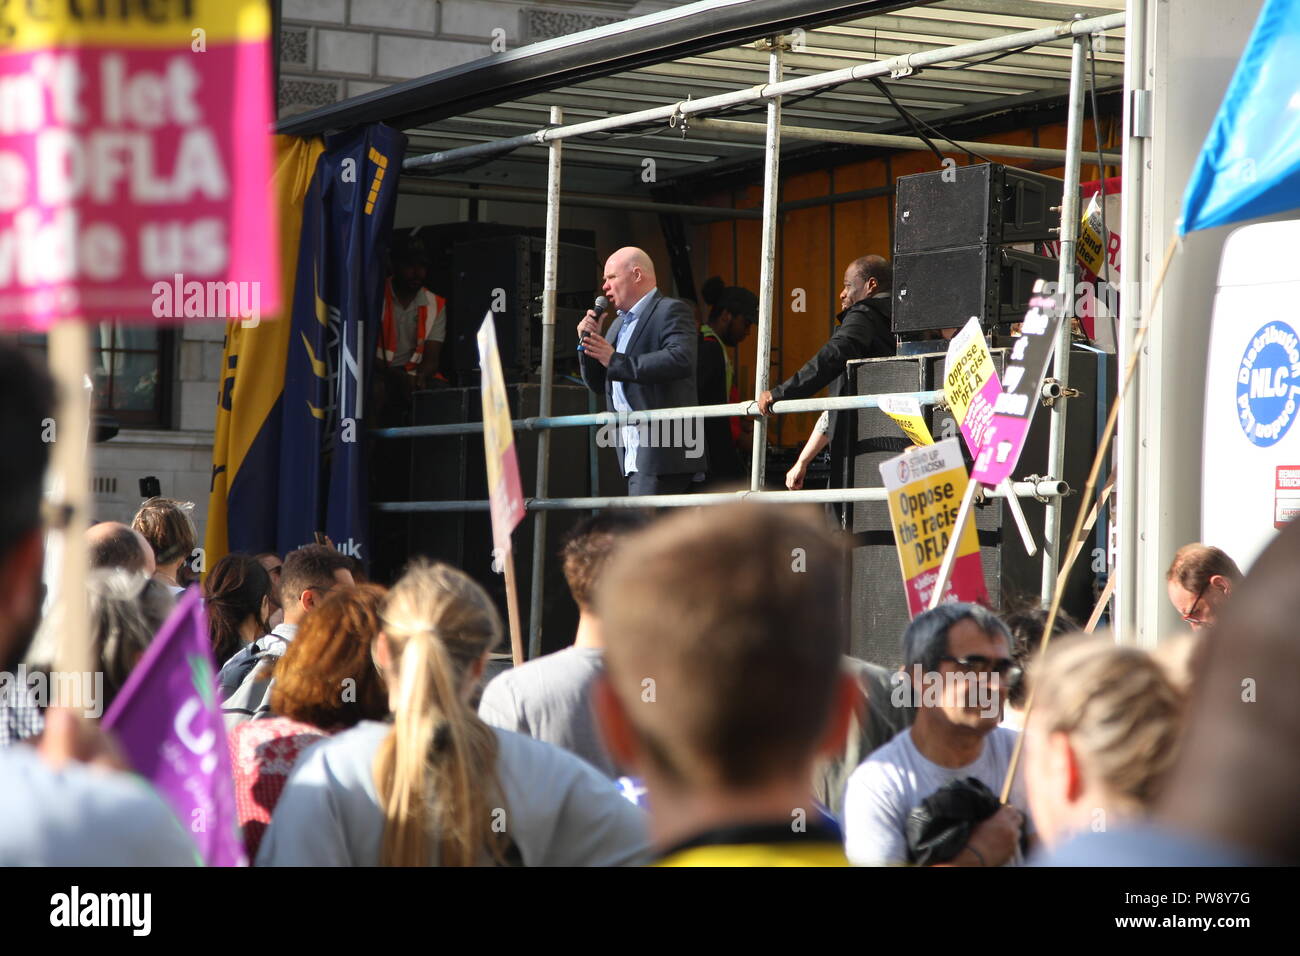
xmin=257 ymin=561 xmax=649 ymax=866
xmin=1023 ymin=634 xmax=1187 ymax=854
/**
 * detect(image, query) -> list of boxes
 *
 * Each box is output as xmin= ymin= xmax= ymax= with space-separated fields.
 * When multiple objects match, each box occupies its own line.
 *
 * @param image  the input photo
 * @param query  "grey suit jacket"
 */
xmin=579 ymin=289 xmax=704 ymax=477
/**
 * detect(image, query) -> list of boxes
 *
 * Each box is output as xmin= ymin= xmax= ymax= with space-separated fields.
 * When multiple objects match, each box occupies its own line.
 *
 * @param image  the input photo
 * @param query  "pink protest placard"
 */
xmin=943 ymin=317 xmax=1003 ymax=465
xmin=0 ymin=2 xmax=277 ymax=329
xmin=971 ymin=285 xmax=1063 ymax=487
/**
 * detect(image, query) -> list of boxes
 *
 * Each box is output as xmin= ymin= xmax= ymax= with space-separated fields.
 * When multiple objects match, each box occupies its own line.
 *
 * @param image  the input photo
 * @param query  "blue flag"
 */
xmin=1181 ymin=0 xmax=1300 ymax=234
xmin=279 ymin=125 xmax=406 ymax=564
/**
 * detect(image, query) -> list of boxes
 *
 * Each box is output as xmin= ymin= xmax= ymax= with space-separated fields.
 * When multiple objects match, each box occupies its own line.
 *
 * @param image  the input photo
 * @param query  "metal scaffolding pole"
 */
xmin=396 ymin=179 xmax=764 ymax=220
xmin=371 ymin=389 xmax=947 ymax=440
xmin=1039 ymin=29 xmax=1088 ymax=603
xmin=401 ymin=12 xmax=1126 ymax=174
xmin=527 ymin=105 xmax=563 ymax=661
xmin=1117 ymin=0 xmax=1148 ymax=639
xmin=374 ymin=478 xmax=1069 ymax=514
xmin=688 ymin=117 xmax=1122 ymax=166
xmin=750 ymin=39 xmax=783 ymax=491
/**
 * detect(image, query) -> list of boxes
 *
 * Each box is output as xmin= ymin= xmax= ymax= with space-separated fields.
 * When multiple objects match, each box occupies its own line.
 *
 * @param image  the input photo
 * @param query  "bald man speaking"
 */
xmin=578 ymin=247 xmax=703 ymax=497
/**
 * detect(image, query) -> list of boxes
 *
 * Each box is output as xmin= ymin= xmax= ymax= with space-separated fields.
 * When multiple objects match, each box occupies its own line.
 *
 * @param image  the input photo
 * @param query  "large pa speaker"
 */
xmin=404 ymin=383 xmax=619 ymax=657
xmin=837 ymin=346 xmax=1113 ymax=668
xmin=893 ymin=244 xmax=1058 ymax=334
xmin=449 ymin=236 xmax=597 ymax=383
xmin=895 ymin=162 xmax=1064 ymax=254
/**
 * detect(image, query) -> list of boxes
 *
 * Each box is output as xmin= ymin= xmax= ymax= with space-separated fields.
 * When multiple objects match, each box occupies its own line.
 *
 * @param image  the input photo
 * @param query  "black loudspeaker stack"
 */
xmin=893 ymin=163 xmax=1065 ymax=336
xmin=835 ymin=347 xmax=1113 ymax=669
xmin=449 ymin=236 xmax=597 ymax=383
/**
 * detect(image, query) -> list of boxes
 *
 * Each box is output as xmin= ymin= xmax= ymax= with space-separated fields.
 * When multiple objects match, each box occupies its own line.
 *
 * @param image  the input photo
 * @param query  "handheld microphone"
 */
xmin=579 ymin=295 xmax=610 ymax=352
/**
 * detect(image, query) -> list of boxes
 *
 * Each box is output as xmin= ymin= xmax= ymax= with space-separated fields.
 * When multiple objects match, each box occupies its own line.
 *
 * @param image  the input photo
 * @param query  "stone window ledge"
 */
xmin=102 ymin=429 xmax=215 ymax=448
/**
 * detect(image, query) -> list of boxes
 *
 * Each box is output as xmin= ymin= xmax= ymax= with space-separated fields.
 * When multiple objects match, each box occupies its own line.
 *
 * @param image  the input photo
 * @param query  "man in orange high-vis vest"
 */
xmin=375 ymin=238 xmax=447 ymax=417
xmin=696 ymin=278 xmax=758 ymax=488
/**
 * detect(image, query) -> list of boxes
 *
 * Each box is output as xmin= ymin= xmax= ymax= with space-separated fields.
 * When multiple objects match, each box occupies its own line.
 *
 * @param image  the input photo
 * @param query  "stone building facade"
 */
xmin=277 ymin=0 xmax=684 ymax=118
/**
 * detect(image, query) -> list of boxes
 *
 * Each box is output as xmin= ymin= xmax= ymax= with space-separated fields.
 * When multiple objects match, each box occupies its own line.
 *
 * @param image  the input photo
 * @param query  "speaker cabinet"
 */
xmin=895 ymin=162 xmax=1065 ymax=253
xmin=837 ymin=346 xmax=1113 ymax=668
xmin=449 ymin=236 xmax=597 ymax=383
xmin=893 ymin=245 xmax=1059 ymax=334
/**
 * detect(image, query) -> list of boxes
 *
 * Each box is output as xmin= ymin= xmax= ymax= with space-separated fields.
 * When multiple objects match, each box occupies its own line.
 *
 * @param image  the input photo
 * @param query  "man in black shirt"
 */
xmin=762 ymin=255 xmax=896 ymax=490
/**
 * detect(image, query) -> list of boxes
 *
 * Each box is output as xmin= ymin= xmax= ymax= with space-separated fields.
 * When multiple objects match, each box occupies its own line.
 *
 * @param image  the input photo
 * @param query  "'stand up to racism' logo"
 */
xmin=1237 ymin=321 xmax=1300 ymax=448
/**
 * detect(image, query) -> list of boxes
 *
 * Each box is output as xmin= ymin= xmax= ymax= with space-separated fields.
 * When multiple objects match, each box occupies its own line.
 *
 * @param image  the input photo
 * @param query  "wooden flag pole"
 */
xmin=927 ymin=478 xmax=980 ymax=611
xmin=502 ymin=546 xmax=524 ymax=667
xmin=1065 ymin=471 xmax=1116 ymax=573
xmin=48 ymin=319 xmax=94 ymax=687
xmin=1084 ymin=575 xmax=1117 ymax=633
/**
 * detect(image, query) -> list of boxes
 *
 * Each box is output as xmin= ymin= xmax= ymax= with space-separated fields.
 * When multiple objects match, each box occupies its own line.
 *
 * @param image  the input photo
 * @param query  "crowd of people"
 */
xmin=2 ymin=324 xmax=1297 ymax=867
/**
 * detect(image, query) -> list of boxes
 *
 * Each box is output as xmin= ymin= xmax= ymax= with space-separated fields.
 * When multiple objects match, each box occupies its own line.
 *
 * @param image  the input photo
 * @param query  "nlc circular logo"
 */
xmin=1237 ymin=321 xmax=1300 ymax=448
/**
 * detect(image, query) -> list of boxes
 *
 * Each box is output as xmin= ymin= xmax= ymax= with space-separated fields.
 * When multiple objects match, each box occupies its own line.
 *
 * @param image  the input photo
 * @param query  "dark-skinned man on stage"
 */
xmin=764 ymin=255 xmax=897 ymax=493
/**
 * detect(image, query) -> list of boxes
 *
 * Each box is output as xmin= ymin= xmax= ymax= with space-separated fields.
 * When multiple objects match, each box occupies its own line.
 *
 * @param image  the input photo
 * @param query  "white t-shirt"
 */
xmin=843 ymin=725 xmax=1033 ymax=866
xmin=389 ymin=286 xmax=446 ymax=368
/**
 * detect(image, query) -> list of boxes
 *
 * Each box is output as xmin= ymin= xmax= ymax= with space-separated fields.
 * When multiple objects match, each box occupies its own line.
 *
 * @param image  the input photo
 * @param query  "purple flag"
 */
xmin=103 ymin=587 xmax=246 ymax=867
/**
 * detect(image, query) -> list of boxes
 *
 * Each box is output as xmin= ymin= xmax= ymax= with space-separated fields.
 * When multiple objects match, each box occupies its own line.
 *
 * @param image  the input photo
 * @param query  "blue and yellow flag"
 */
xmin=278 ymin=125 xmax=406 ymax=564
xmin=206 ymin=135 xmax=325 ymax=565
xmin=206 ymin=126 xmax=404 ymax=567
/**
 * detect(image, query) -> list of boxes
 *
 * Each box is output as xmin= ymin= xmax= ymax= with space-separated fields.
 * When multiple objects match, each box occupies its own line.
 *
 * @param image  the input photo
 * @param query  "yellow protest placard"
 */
xmin=1077 ymin=192 xmax=1107 ymax=276
xmin=878 ymin=394 xmax=934 ymax=446
xmin=879 ymin=438 xmax=988 ymax=616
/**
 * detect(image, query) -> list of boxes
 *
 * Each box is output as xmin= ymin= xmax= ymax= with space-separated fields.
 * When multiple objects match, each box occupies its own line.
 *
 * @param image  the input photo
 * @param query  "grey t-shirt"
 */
xmin=0 ymin=745 xmax=199 ymax=866
xmin=477 ymin=646 xmax=617 ymax=779
xmin=843 ymin=725 xmax=1032 ymax=866
xmin=256 ymin=720 xmax=651 ymax=866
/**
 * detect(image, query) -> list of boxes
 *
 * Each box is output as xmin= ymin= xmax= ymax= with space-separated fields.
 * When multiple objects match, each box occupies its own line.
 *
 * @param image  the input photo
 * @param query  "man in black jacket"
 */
xmin=762 ymin=255 xmax=896 ymax=490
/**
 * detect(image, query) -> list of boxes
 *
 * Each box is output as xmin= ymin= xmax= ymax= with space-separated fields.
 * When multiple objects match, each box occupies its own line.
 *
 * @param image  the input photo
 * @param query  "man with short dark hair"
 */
xmin=763 ymin=255 xmax=897 ymax=492
xmin=479 ymin=511 xmax=646 ymax=778
xmin=843 ymin=602 xmax=1033 ymax=866
xmin=697 ymin=278 xmax=759 ymax=487
xmin=594 ymin=503 xmax=858 ymax=865
xmin=0 ymin=345 xmax=196 ymax=864
xmin=1165 ymin=542 xmax=1242 ymax=631
xmin=218 ymin=544 xmax=354 ymax=725
xmin=256 ymin=551 xmax=283 ymax=628
xmin=377 ymin=236 xmax=447 ymax=397
xmin=86 ymin=522 xmax=155 ymax=576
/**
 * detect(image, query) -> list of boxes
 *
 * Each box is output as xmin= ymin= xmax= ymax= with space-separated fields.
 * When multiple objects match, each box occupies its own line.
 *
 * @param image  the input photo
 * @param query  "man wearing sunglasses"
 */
xmin=1165 ymin=542 xmax=1241 ymax=632
xmin=843 ymin=602 xmax=1034 ymax=866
